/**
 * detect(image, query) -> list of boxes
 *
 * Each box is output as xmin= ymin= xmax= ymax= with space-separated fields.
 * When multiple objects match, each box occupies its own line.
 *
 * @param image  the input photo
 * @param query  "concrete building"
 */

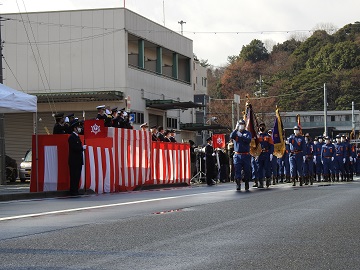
xmin=2 ymin=8 xmax=202 ymax=164
xmin=282 ymin=110 xmax=360 ymax=138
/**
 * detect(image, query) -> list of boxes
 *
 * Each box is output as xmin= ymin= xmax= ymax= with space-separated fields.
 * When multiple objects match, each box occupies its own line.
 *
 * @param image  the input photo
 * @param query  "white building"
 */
xmin=2 ymin=8 xmax=202 ymax=163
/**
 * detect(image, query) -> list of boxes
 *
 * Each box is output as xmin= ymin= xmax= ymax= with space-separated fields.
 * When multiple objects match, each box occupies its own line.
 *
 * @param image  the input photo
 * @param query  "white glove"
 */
xmin=212 ymin=153 xmax=216 ymax=156
xmin=321 ymin=160 xmax=324 ymax=164
xmin=331 ymin=157 xmax=334 ymax=161
xmin=313 ymin=156 xmax=316 ymax=163
xmin=350 ymin=157 xmax=353 ymax=162
xmin=83 ymin=145 xmax=87 ymax=150
xmin=303 ymin=156 xmax=306 ymax=162
xmin=354 ymin=159 xmax=357 ymax=163
xmin=343 ymin=158 xmax=346 ymax=164
xmin=270 ymin=154 xmax=273 ymax=161
xmin=64 ymin=117 xmax=70 ymax=123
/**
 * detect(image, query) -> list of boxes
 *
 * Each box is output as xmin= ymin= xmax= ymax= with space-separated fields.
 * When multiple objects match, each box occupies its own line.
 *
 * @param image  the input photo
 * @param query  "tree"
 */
xmin=239 ymin=39 xmax=269 ymax=63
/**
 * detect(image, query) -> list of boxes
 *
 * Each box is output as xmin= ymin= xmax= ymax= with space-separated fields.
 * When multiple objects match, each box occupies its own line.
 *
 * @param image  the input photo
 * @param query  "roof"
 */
xmin=34 ymin=91 xmax=124 ymax=103
xmin=0 ymin=83 xmax=37 ymax=113
xmin=146 ymin=99 xmax=205 ymax=110
xmin=180 ymin=123 xmax=230 ymax=131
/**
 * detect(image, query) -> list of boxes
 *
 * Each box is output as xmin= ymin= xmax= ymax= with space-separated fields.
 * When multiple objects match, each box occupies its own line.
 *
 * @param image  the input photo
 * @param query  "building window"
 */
xmin=196 ymin=77 xmax=198 ymax=84
xmin=310 ymin=116 xmax=314 ymax=122
xmin=132 ymin=112 xmax=144 ymax=124
xmin=331 ymin=115 xmax=335 ymax=122
xmin=166 ymin=117 xmax=178 ymax=129
xmin=345 ymin=115 xmax=350 ymax=121
xmin=204 ymin=78 xmax=207 ymax=87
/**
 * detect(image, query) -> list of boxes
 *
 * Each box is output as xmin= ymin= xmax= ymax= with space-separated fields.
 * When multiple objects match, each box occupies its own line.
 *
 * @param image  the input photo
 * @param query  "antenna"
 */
xmin=178 ymin=20 xmax=186 ymax=35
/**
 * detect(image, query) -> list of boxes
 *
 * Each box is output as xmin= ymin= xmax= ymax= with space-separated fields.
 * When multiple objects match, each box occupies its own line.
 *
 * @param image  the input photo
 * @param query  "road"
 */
xmin=1 ymin=181 xmax=360 ymax=270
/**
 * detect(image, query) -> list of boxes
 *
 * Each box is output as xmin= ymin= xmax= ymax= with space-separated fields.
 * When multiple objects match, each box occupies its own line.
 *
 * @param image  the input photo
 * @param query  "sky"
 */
xmin=1 ymin=0 xmax=360 ymax=67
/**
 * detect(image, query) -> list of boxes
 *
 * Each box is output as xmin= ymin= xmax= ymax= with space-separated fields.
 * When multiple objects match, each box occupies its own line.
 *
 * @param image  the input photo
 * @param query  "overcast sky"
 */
xmin=2 ymin=0 xmax=359 ymax=67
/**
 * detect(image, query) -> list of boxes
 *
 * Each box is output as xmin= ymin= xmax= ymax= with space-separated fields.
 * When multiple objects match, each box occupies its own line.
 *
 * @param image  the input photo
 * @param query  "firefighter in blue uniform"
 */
xmin=279 ymin=139 xmax=291 ymax=183
xmin=256 ymin=123 xmax=274 ymax=188
xmin=230 ymin=119 xmax=252 ymax=191
xmin=321 ymin=136 xmax=335 ymax=182
xmin=288 ymin=126 xmax=306 ymax=186
xmin=341 ymin=135 xmax=351 ymax=181
xmin=303 ymin=133 xmax=314 ymax=185
xmin=313 ymin=136 xmax=324 ymax=182
xmin=334 ymin=135 xmax=346 ymax=182
xmin=268 ymin=129 xmax=278 ymax=185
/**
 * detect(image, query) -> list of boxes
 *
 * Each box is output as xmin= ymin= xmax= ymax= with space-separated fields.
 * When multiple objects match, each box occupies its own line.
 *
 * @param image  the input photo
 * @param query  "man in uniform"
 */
xmin=288 ymin=126 xmax=306 ymax=186
xmin=157 ymin=126 xmax=165 ymax=141
xmin=150 ymin=125 xmax=158 ymax=141
xmin=64 ymin=113 xmax=75 ymax=134
xmin=204 ymin=137 xmax=217 ymax=186
xmin=268 ymin=129 xmax=278 ymax=185
xmin=334 ymin=134 xmax=345 ymax=182
xmin=227 ymin=141 xmax=235 ymax=182
xmin=256 ymin=122 xmax=274 ymax=188
xmin=169 ymin=129 xmax=177 ymax=142
xmin=163 ymin=130 xmax=171 ymax=142
xmin=342 ymin=135 xmax=351 ymax=181
xmin=230 ymin=119 xmax=252 ymax=191
xmin=279 ymin=138 xmax=291 ymax=183
xmin=321 ymin=136 xmax=335 ymax=182
xmin=303 ymin=133 xmax=314 ymax=185
xmin=313 ymin=136 xmax=324 ymax=182
xmin=53 ymin=113 xmax=66 ymax=134
xmin=68 ymin=120 xmax=84 ymax=196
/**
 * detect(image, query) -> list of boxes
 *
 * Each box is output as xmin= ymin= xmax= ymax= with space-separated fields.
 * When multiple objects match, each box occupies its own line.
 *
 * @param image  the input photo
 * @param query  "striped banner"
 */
xmin=108 ymin=128 xmax=151 ymax=191
xmin=150 ymin=142 xmax=191 ymax=185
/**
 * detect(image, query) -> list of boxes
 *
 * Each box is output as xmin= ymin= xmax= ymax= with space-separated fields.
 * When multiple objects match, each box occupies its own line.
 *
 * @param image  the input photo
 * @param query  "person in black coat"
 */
xmin=68 ymin=120 xmax=84 ymax=196
xmin=205 ymin=137 xmax=216 ymax=186
xmin=53 ymin=113 xmax=66 ymax=134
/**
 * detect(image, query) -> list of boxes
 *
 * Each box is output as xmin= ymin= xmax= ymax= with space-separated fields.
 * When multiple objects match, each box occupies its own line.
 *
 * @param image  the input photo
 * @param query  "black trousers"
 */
xmin=69 ymin=163 xmax=82 ymax=194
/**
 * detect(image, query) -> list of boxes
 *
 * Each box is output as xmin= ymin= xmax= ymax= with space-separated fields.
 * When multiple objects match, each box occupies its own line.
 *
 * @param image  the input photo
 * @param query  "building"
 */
xmin=282 ymin=110 xmax=360 ymax=138
xmin=2 ymin=8 xmax=202 ymax=164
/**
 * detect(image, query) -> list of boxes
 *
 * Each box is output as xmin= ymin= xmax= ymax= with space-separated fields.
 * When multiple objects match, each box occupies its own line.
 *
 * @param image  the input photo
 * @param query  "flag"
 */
xmin=245 ymin=101 xmax=261 ymax=157
xmin=272 ymin=107 xmax=285 ymax=158
xmin=84 ymin=119 xmax=107 ymax=139
xmin=296 ymin=114 xmax=302 ymax=135
xmin=212 ymin=134 xmax=225 ymax=149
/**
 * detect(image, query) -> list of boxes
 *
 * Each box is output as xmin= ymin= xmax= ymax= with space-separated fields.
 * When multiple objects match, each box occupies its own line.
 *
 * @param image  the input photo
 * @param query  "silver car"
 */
xmin=19 ymin=150 xmax=32 ymax=182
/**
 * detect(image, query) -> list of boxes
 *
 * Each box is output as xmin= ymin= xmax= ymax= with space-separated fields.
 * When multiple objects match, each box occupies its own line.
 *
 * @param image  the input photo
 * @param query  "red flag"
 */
xmin=84 ymin=120 xmax=107 ymax=139
xmin=212 ymin=134 xmax=225 ymax=149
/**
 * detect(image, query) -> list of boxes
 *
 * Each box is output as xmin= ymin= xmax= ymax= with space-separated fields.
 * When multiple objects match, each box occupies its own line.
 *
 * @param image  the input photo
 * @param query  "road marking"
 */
xmin=0 ymin=190 xmax=230 ymax=222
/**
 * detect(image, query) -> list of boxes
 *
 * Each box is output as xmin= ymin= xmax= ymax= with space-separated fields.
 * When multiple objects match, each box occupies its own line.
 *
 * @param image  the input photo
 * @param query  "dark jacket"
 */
xmin=68 ymin=133 xmax=84 ymax=166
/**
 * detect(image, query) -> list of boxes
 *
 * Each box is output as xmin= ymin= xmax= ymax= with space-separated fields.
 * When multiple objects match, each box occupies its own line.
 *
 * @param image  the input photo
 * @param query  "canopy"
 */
xmin=0 ymin=83 xmax=37 ymax=113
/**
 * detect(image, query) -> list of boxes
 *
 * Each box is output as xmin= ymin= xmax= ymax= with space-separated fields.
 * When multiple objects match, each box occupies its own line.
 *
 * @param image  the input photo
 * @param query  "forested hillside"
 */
xmin=206 ymin=21 xmax=360 ymax=124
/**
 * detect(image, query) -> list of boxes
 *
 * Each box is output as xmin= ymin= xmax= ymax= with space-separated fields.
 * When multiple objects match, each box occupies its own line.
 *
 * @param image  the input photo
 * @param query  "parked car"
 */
xmin=6 ymin=155 xmax=18 ymax=182
xmin=19 ymin=150 xmax=32 ymax=182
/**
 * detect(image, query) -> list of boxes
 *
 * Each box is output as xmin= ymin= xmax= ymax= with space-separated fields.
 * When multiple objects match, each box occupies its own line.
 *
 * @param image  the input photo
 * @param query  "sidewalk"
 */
xmin=0 ymin=181 xmax=69 ymax=202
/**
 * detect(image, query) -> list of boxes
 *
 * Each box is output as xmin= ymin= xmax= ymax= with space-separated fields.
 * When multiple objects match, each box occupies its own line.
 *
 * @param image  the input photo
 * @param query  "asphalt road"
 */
xmin=0 ymin=181 xmax=359 ymax=270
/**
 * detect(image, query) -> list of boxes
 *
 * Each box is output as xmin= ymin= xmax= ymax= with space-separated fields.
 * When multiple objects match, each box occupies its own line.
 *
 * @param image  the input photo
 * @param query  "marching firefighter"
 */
xmin=230 ymin=119 xmax=252 ymax=191
xmin=256 ymin=123 xmax=274 ymax=188
xmin=288 ymin=126 xmax=306 ymax=186
xmin=321 ymin=136 xmax=335 ymax=182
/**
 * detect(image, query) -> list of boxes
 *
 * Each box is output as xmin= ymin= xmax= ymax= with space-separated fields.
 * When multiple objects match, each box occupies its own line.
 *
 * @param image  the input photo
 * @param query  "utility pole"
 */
xmin=0 ymin=16 xmax=5 ymax=184
xmin=178 ymin=20 xmax=186 ymax=35
xmin=352 ymin=101 xmax=355 ymax=130
xmin=324 ymin=83 xmax=328 ymax=137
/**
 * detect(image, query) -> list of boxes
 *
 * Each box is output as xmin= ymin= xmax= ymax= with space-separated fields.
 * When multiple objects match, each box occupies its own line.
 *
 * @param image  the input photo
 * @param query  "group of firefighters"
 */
xmin=198 ymin=120 xmax=359 ymax=191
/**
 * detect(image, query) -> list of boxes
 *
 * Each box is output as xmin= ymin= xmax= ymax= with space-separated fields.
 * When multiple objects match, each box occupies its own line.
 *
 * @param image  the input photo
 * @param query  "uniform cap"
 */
xmin=268 ymin=129 xmax=273 ymax=133
xmin=111 ymin=107 xmax=118 ymax=112
xmin=140 ymin=122 xmax=149 ymax=128
xmin=341 ymin=134 xmax=346 ymax=137
xmin=170 ymin=129 xmax=176 ymax=133
xmin=293 ymin=125 xmax=300 ymax=130
xmin=324 ymin=136 xmax=330 ymax=140
xmin=66 ymin=113 xmax=74 ymax=118
xmin=189 ymin=140 xmax=195 ymax=145
xmin=259 ymin=122 xmax=265 ymax=127
xmin=54 ymin=112 xmax=64 ymax=118
xmin=96 ymin=105 xmax=106 ymax=110
xmin=336 ymin=134 xmax=341 ymax=138
xmin=206 ymin=136 xmax=212 ymax=142
xmin=150 ymin=125 xmax=157 ymax=129
xmin=238 ymin=119 xmax=245 ymax=125
xmin=70 ymin=119 xmax=81 ymax=128
xmin=305 ymin=133 xmax=310 ymax=137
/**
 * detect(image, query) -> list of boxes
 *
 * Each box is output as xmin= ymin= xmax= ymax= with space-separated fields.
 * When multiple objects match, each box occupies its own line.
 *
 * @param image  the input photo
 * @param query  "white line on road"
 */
xmin=0 ymin=190 xmax=231 ymax=222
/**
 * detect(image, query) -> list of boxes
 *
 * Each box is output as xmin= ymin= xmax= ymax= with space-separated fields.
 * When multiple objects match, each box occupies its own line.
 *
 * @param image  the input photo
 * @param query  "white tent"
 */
xmin=0 ymin=83 xmax=37 ymax=185
xmin=0 ymin=83 xmax=37 ymax=113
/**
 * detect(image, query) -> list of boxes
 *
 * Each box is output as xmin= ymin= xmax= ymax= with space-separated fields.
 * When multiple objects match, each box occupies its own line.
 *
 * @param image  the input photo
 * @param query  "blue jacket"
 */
xmin=230 ymin=129 xmax=252 ymax=153
xmin=258 ymin=132 xmax=274 ymax=154
xmin=321 ymin=143 xmax=335 ymax=159
xmin=288 ymin=134 xmax=306 ymax=154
